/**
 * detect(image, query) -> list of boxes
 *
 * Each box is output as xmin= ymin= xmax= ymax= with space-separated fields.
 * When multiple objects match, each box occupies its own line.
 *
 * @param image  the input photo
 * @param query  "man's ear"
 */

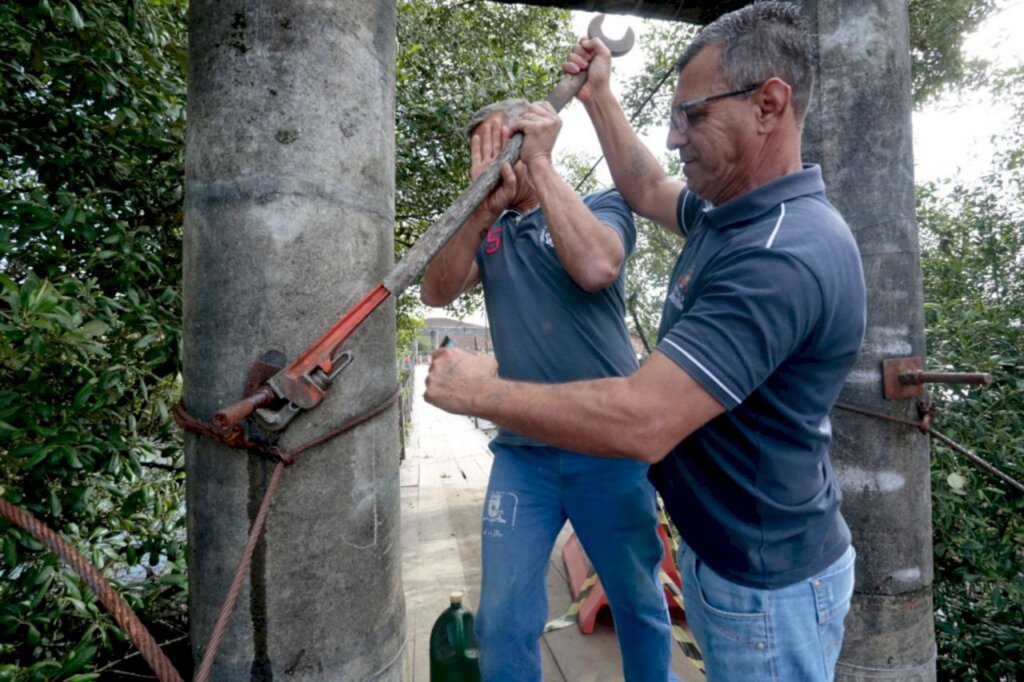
xmin=756 ymin=77 xmax=792 ymax=131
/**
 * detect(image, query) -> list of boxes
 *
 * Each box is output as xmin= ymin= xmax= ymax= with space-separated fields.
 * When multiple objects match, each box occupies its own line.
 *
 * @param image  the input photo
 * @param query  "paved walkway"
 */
xmin=400 ymin=365 xmax=703 ymax=681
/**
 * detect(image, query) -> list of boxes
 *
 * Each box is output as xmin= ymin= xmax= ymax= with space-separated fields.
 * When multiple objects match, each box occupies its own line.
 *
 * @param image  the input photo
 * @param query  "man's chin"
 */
xmin=681 ymin=166 xmax=702 ymax=193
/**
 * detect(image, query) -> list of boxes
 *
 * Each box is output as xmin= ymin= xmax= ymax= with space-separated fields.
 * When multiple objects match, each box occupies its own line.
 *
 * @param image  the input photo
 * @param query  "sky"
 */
xmin=912 ymin=0 xmax=1024 ymax=182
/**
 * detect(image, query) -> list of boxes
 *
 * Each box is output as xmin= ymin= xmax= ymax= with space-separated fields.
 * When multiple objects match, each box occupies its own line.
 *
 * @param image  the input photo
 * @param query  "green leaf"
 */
xmin=79 ymin=321 xmax=109 ymax=338
xmin=49 ymin=489 xmax=62 ymax=517
xmin=2 ymin=536 xmax=17 ymax=568
xmin=65 ymin=1 xmax=85 ymax=29
xmin=72 ymin=382 xmax=94 ymax=410
xmin=159 ymin=573 xmax=188 ymax=587
xmin=25 ymin=448 xmax=48 ymax=469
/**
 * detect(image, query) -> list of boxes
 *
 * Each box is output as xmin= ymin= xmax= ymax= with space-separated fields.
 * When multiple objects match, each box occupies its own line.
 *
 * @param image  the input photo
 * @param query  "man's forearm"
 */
xmin=584 ymin=89 xmax=665 ymax=197
xmin=426 ymin=348 xmax=723 ymax=461
xmin=469 ymin=374 xmax=664 ymax=462
xmin=527 ymin=161 xmax=623 ymax=291
xmin=583 ymin=89 xmax=682 ymax=232
xmin=420 ymin=211 xmax=490 ymax=306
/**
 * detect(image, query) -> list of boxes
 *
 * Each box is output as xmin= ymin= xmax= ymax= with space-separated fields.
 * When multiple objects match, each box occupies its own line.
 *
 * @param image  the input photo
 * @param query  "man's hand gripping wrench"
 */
xmin=213 ymin=16 xmax=634 ymax=433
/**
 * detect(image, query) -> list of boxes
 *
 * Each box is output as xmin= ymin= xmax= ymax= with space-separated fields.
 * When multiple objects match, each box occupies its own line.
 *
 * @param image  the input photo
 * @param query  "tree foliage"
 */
xmin=909 ymin=0 xmax=997 ymax=105
xmin=915 ymin=52 xmax=1024 ymax=677
xmin=918 ymin=171 xmax=1024 ymax=680
xmin=397 ymin=0 xmax=573 ymax=321
xmin=1 ymin=0 xmax=189 ymax=677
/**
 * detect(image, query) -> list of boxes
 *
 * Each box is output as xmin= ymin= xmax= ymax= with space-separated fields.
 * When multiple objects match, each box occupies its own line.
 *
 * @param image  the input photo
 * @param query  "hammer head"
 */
xmin=587 ymin=15 xmax=636 ymax=57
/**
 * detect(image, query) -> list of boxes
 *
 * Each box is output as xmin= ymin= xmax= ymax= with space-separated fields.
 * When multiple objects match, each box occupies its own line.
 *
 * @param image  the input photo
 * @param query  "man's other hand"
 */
xmin=471 ymin=119 xmax=518 ymax=216
xmin=425 ymin=348 xmax=499 ymax=415
xmin=564 ymin=36 xmax=613 ymax=103
xmin=510 ymin=102 xmax=561 ymax=168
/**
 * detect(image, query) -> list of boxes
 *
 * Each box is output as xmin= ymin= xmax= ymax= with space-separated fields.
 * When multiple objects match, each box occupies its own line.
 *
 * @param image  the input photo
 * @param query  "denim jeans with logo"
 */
xmin=476 ymin=442 xmax=678 ymax=681
xmin=676 ymin=540 xmax=856 ymax=681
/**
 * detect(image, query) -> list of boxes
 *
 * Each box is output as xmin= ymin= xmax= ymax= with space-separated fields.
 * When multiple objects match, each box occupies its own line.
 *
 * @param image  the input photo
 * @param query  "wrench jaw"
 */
xmin=256 ymin=401 xmax=303 ymax=431
xmin=587 ymin=15 xmax=636 ymax=57
xmin=255 ymin=350 xmax=355 ymax=432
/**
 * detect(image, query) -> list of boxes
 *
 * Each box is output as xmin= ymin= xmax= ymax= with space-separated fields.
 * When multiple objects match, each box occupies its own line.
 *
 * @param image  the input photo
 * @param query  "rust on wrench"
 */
xmin=587 ymin=15 xmax=635 ymax=56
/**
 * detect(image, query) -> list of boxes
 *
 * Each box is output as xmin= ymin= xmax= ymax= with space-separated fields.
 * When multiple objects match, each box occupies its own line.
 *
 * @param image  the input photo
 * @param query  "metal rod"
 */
xmin=898 ymin=371 xmax=994 ymax=386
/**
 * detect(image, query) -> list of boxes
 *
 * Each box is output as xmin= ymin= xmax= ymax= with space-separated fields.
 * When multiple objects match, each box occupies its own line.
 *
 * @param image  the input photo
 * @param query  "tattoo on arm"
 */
xmin=627 ymin=144 xmax=651 ymax=181
xmin=485 ymin=381 xmax=516 ymax=410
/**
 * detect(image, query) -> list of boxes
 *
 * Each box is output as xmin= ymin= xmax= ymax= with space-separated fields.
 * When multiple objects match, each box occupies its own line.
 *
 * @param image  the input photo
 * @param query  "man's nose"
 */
xmin=666 ymin=125 xmax=687 ymax=151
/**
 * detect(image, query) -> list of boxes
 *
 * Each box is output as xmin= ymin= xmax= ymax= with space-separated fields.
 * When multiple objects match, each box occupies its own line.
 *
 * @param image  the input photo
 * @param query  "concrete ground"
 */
xmin=400 ymin=365 xmax=704 ymax=681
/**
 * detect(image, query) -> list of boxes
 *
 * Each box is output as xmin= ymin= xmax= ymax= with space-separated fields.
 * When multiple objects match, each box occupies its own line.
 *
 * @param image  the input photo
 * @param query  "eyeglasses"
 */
xmin=668 ymin=82 xmax=763 ymax=133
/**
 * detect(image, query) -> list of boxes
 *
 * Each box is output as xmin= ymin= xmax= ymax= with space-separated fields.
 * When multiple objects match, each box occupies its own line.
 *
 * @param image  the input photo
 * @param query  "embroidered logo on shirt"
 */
xmin=484 ymin=226 xmax=503 ymax=255
xmin=540 ymin=227 xmax=554 ymax=248
xmin=667 ymin=269 xmax=693 ymax=310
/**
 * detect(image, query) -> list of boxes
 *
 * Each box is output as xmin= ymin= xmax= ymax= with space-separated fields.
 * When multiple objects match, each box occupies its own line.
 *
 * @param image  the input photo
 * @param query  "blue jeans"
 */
xmin=476 ymin=442 xmax=677 ymax=681
xmin=676 ymin=540 xmax=855 ymax=681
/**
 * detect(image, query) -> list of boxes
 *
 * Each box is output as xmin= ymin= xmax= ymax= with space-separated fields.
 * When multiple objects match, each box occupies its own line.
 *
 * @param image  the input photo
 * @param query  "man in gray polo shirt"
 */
xmin=420 ymin=100 xmax=677 ymax=681
xmin=425 ymin=4 xmax=866 ymax=680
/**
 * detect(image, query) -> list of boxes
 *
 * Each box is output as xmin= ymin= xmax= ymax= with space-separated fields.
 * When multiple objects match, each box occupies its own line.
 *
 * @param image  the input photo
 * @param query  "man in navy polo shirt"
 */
xmin=420 ymin=100 xmax=677 ymax=681
xmin=425 ymin=4 xmax=866 ymax=681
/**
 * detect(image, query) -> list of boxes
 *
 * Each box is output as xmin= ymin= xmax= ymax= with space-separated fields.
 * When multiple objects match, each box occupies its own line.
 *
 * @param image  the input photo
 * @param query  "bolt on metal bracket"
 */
xmin=882 ymin=356 xmax=993 ymax=400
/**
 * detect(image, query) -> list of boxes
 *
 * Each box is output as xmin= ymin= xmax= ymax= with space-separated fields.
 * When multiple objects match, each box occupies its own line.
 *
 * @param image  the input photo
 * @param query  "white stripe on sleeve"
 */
xmin=765 ymin=203 xmax=786 ymax=249
xmin=662 ymin=338 xmax=743 ymax=405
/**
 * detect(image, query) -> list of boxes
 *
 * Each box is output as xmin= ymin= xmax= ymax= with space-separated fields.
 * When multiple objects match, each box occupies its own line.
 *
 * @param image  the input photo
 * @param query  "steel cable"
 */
xmin=191 ymin=384 xmax=402 ymax=680
xmin=0 ymin=499 xmax=184 ymax=682
xmin=834 ymin=401 xmax=1024 ymax=496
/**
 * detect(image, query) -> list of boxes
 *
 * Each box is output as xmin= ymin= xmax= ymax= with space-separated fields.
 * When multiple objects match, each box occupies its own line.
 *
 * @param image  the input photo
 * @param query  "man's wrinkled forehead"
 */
xmin=673 ymin=44 xmax=724 ymax=103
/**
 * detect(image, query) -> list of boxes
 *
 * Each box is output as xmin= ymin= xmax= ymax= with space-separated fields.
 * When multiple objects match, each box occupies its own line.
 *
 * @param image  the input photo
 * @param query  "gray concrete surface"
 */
xmin=183 ymin=0 xmax=403 ymax=677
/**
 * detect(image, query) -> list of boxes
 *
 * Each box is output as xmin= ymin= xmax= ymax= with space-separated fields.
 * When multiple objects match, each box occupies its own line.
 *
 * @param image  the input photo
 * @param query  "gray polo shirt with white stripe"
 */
xmin=649 ymin=165 xmax=866 ymax=589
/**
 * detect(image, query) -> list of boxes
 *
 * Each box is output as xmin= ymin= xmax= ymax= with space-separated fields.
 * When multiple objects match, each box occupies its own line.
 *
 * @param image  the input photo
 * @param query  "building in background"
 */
xmin=423 ymin=317 xmax=493 ymax=356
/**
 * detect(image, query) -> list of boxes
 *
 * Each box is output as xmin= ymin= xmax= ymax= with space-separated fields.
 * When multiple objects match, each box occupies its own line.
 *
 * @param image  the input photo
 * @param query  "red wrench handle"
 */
xmin=269 ymin=283 xmax=391 ymax=409
xmin=212 ymin=284 xmax=391 ymax=428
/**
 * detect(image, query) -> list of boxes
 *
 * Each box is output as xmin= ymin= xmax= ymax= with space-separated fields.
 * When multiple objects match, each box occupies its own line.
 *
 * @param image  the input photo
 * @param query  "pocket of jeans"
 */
xmin=812 ymin=548 xmax=855 ymax=660
xmin=689 ymin=555 xmax=769 ymax=649
xmin=812 ymin=547 xmax=855 ymax=626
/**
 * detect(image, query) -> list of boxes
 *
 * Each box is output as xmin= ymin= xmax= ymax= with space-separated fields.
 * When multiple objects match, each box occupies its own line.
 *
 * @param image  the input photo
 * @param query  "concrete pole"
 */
xmin=800 ymin=1 xmax=936 ymax=678
xmin=183 ymin=1 xmax=405 ymax=678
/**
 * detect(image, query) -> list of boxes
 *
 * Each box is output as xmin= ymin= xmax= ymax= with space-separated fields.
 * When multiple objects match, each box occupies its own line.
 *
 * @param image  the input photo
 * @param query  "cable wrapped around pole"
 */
xmin=190 ymin=385 xmax=402 ymax=680
xmin=194 ymin=461 xmax=284 ymax=682
xmin=0 ymin=498 xmax=184 ymax=682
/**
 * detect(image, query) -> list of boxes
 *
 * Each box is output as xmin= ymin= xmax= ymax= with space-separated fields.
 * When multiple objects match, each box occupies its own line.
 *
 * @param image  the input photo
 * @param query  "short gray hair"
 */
xmin=676 ymin=2 xmax=815 ymax=123
xmin=465 ymin=99 xmax=529 ymax=140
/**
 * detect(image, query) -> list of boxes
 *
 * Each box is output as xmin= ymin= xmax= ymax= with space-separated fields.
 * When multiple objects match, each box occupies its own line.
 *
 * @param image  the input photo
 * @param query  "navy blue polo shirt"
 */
xmin=649 ymin=165 xmax=866 ymax=589
xmin=476 ymin=188 xmax=639 ymax=447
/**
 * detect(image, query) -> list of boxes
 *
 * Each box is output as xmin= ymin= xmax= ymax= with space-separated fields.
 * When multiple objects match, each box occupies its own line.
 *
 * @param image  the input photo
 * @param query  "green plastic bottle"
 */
xmin=429 ymin=592 xmax=482 ymax=682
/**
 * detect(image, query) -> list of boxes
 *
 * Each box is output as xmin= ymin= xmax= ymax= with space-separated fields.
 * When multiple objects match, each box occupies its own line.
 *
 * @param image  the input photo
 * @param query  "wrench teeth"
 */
xmin=587 ymin=14 xmax=636 ymax=57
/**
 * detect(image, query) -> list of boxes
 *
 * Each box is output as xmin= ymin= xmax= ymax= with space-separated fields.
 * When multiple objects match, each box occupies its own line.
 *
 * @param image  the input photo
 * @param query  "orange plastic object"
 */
xmin=561 ymin=522 xmax=683 ymax=635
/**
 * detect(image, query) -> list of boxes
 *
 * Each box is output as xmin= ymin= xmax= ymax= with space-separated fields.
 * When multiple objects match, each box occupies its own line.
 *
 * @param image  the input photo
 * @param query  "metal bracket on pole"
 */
xmin=882 ymin=356 xmax=994 ymax=400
